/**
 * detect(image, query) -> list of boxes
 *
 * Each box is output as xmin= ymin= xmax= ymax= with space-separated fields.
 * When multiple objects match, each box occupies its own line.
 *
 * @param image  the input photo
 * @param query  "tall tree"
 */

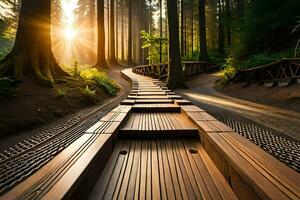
xmin=166 ymin=0 xmax=184 ymax=89
xmin=225 ymin=0 xmax=231 ymax=46
xmin=198 ymin=0 xmax=209 ymax=61
xmin=121 ymin=0 xmax=125 ymax=61
xmin=95 ymin=0 xmax=107 ymax=68
xmin=218 ymin=0 xmax=225 ymax=53
xmin=90 ymin=0 xmax=95 ymax=59
xmin=0 ymin=0 xmax=68 ymax=87
xmin=109 ymin=0 xmax=117 ymax=64
xmin=115 ymin=0 xmax=119 ymax=60
xmin=127 ymin=0 xmax=133 ymax=65
xmin=180 ymin=0 xmax=184 ymax=56
xmin=159 ymin=0 xmax=163 ymax=63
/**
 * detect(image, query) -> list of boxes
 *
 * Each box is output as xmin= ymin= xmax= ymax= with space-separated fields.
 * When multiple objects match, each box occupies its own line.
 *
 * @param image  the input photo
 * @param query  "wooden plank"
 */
xmin=134 ymin=99 xmax=173 ymax=104
xmin=85 ymin=121 xmax=121 ymax=134
xmin=132 ymin=104 xmax=181 ymax=113
xmin=100 ymin=112 xmax=128 ymax=122
xmin=43 ymin=134 xmax=113 ymax=200
xmin=174 ymin=99 xmax=193 ymax=105
xmin=181 ymin=105 xmax=204 ymax=112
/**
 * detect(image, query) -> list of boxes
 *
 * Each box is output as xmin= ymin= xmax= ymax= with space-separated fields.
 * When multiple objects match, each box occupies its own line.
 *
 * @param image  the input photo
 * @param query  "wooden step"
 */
xmin=119 ymin=113 xmax=198 ymax=138
xmin=175 ymin=99 xmax=193 ymax=105
xmin=121 ymin=99 xmax=135 ymax=105
xmin=132 ymin=104 xmax=181 ymax=113
xmin=89 ymin=139 xmax=238 ymax=200
xmin=131 ymin=92 xmax=166 ymax=96
xmin=135 ymin=99 xmax=174 ymax=104
xmin=127 ymin=95 xmax=170 ymax=99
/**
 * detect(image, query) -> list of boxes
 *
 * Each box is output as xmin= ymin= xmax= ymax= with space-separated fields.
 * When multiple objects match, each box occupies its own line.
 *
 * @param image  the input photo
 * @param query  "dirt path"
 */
xmin=176 ymin=73 xmax=300 ymax=141
xmin=0 ymin=66 xmax=131 ymax=150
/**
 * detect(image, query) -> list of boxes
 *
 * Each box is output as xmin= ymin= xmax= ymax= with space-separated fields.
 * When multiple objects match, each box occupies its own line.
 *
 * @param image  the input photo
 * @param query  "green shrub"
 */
xmin=237 ymin=49 xmax=294 ymax=69
xmin=80 ymin=68 xmax=119 ymax=96
xmin=55 ymin=89 xmax=66 ymax=97
xmin=81 ymin=85 xmax=96 ymax=97
xmin=218 ymin=56 xmax=238 ymax=83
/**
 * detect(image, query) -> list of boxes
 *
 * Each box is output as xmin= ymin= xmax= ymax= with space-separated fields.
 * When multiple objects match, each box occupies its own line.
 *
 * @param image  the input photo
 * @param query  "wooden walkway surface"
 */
xmin=1 ymin=68 xmax=300 ymax=200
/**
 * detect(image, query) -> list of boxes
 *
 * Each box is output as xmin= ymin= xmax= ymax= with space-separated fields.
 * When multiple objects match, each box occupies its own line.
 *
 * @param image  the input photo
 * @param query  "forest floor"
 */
xmin=0 ymin=66 xmax=129 ymax=138
xmin=176 ymin=73 xmax=300 ymax=141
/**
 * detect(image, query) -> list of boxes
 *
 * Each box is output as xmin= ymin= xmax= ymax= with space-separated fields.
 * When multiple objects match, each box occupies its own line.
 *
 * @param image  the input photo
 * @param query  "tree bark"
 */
xmin=191 ymin=7 xmax=194 ymax=56
xmin=159 ymin=0 xmax=163 ymax=63
xmin=198 ymin=0 xmax=209 ymax=61
xmin=225 ymin=0 xmax=231 ymax=46
xmin=95 ymin=0 xmax=107 ymax=68
xmin=90 ymin=0 xmax=95 ymax=61
xmin=166 ymin=0 xmax=184 ymax=89
xmin=148 ymin=0 xmax=152 ymax=64
xmin=218 ymin=0 xmax=225 ymax=53
xmin=127 ymin=0 xmax=133 ymax=66
xmin=0 ymin=0 xmax=68 ymax=87
xmin=115 ymin=0 xmax=119 ymax=60
xmin=121 ymin=0 xmax=125 ymax=61
xmin=109 ymin=0 xmax=117 ymax=64
xmin=180 ymin=0 xmax=184 ymax=56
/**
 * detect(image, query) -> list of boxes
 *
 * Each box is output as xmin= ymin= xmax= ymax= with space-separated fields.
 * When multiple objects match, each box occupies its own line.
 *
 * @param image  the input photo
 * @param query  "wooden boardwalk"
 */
xmin=1 ymin=68 xmax=300 ymax=200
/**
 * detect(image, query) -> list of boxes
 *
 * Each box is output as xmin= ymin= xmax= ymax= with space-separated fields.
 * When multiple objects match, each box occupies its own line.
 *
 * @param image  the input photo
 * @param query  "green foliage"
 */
xmin=240 ymin=0 xmax=300 ymax=55
xmin=140 ymin=30 xmax=168 ymax=63
xmin=0 ymin=77 xmax=17 ymax=97
xmin=80 ymin=68 xmax=119 ymax=96
xmin=219 ymin=56 xmax=237 ymax=83
xmin=0 ymin=18 xmax=16 ymax=60
xmin=238 ymin=49 xmax=293 ymax=69
xmin=81 ymin=85 xmax=96 ymax=97
xmin=55 ymin=89 xmax=66 ymax=97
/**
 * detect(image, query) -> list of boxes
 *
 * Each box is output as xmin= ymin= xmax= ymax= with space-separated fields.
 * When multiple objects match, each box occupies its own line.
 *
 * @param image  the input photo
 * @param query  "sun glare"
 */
xmin=61 ymin=0 xmax=79 ymax=41
xmin=64 ymin=28 xmax=77 ymax=40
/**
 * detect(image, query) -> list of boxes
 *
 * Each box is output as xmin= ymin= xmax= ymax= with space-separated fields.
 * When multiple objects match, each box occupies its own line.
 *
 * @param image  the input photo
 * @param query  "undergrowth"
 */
xmin=0 ymin=77 xmax=17 ymax=98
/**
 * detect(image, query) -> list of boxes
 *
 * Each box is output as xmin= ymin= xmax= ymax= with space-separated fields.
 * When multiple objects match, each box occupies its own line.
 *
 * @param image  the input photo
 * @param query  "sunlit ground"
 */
xmin=52 ymin=0 xmax=96 ymax=66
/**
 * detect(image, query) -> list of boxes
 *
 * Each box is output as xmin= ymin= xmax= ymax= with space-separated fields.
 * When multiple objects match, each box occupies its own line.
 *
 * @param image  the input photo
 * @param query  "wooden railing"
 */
xmin=132 ymin=61 xmax=218 ymax=80
xmin=236 ymin=58 xmax=300 ymax=87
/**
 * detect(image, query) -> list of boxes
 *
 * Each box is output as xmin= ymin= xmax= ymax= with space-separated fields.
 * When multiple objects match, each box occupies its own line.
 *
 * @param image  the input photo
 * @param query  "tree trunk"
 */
xmin=218 ymin=0 xmax=225 ymax=53
xmin=198 ymin=0 xmax=209 ymax=61
xmin=95 ymin=0 xmax=107 ymax=68
xmin=166 ymin=0 xmax=184 ymax=89
xmin=90 ymin=0 xmax=95 ymax=62
xmin=159 ymin=0 xmax=163 ymax=63
xmin=184 ymin=16 xmax=187 ymax=56
xmin=115 ymin=0 xmax=119 ymax=60
xmin=148 ymin=0 xmax=152 ymax=64
xmin=106 ymin=0 xmax=110 ymax=59
xmin=109 ymin=0 xmax=117 ymax=64
xmin=121 ymin=0 xmax=125 ymax=61
xmin=127 ymin=0 xmax=133 ymax=65
xmin=191 ymin=9 xmax=194 ymax=56
xmin=180 ymin=0 xmax=184 ymax=56
xmin=225 ymin=0 xmax=231 ymax=46
xmin=0 ymin=0 xmax=68 ymax=87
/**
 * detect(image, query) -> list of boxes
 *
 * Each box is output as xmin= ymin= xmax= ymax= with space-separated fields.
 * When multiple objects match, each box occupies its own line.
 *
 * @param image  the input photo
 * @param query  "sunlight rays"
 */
xmin=52 ymin=0 xmax=95 ymax=65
